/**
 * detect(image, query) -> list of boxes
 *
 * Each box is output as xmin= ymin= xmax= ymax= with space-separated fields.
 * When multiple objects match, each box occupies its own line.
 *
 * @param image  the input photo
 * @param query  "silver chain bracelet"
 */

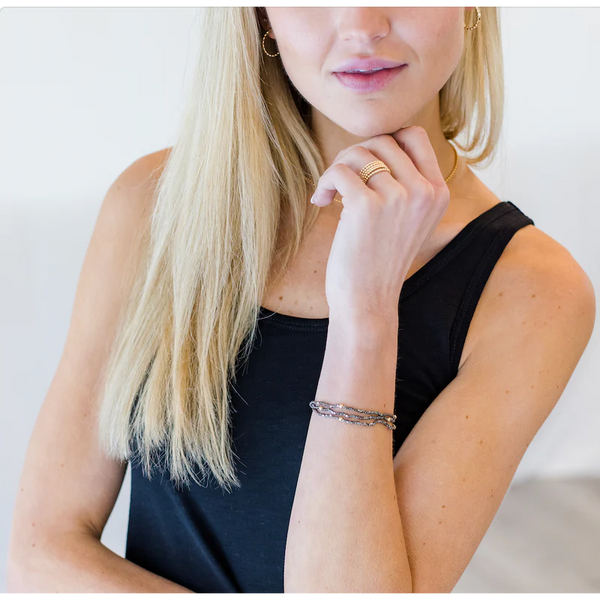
xmin=309 ymin=400 xmax=397 ymax=431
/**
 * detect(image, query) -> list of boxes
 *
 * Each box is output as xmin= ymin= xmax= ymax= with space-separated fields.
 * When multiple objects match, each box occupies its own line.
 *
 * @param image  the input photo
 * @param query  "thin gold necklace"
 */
xmin=304 ymin=142 xmax=460 ymax=204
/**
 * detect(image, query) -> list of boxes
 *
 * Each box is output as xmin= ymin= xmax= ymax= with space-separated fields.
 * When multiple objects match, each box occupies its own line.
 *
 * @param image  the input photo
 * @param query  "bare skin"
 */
xmin=260 ymin=158 xmax=545 ymax=372
xmin=259 ymin=2 xmax=562 ymax=367
xmin=257 ymin=13 xmax=595 ymax=591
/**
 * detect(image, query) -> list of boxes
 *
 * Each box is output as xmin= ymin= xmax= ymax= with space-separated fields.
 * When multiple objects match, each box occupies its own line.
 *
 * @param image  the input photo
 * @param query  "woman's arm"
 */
xmin=7 ymin=531 xmax=193 ymax=592
xmin=6 ymin=150 xmax=193 ymax=593
xmin=284 ymin=311 xmax=413 ymax=593
xmin=284 ymin=230 xmax=596 ymax=593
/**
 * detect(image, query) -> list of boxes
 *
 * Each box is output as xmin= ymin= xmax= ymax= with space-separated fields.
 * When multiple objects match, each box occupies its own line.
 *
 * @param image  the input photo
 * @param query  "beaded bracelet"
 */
xmin=309 ymin=400 xmax=397 ymax=430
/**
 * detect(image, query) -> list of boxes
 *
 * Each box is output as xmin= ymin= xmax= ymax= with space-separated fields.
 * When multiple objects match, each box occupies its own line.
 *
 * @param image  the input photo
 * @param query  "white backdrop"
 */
xmin=1 ymin=7 xmax=599 ymax=590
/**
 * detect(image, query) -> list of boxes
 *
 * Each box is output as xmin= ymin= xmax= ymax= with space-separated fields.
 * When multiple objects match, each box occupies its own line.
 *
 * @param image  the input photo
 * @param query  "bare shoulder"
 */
xmin=109 ymin=146 xmax=172 ymax=206
xmin=95 ymin=146 xmax=173 ymax=256
xmin=458 ymin=166 xmax=593 ymax=294
xmin=468 ymin=220 xmax=596 ymax=366
xmin=133 ymin=145 xmax=172 ymax=173
xmin=490 ymin=223 xmax=595 ymax=307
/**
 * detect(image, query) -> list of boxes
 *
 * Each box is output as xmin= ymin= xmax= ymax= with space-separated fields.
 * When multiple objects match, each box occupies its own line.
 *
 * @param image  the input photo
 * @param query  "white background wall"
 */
xmin=1 ymin=7 xmax=599 ymax=591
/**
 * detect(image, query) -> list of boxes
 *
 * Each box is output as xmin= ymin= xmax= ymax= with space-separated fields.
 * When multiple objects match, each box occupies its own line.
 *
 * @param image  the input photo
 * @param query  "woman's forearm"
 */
xmin=8 ymin=531 xmax=194 ymax=593
xmin=284 ymin=312 xmax=412 ymax=593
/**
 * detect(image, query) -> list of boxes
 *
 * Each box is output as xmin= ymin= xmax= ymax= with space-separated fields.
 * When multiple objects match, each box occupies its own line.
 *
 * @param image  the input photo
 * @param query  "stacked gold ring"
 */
xmin=359 ymin=160 xmax=391 ymax=184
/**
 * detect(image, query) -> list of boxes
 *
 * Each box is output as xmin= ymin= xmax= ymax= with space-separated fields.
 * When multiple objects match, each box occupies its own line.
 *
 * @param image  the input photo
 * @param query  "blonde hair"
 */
xmin=98 ymin=7 xmax=503 ymax=491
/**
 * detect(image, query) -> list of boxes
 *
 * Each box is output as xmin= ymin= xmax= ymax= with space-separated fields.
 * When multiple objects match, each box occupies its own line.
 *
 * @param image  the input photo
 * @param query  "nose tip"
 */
xmin=338 ymin=8 xmax=390 ymax=44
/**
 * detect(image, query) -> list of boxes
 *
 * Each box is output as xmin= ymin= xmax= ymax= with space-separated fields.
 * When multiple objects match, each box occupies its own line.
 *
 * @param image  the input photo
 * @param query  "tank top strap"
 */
xmin=448 ymin=200 xmax=535 ymax=374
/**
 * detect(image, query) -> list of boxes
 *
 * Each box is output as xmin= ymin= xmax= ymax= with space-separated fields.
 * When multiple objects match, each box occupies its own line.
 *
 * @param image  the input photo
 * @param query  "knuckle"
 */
xmin=410 ymin=125 xmax=428 ymax=136
xmin=437 ymin=184 xmax=451 ymax=205
xmin=353 ymin=146 xmax=373 ymax=161
xmin=329 ymin=162 xmax=347 ymax=177
xmin=398 ymin=125 xmax=427 ymax=142
xmin=336 ymin=146 xmax=369 ymax=164
xmin=388 ymin=184 xmax=407 ymax=203
xmin=372 ymin=135 xmax=398 ymax=154
xmin=414 ymin=178 xmax=436 ymax=201
xmin=334 ymin=147 xmax=351 ymax=162
xmin=359 ymin=188 xmax=379 ymax=205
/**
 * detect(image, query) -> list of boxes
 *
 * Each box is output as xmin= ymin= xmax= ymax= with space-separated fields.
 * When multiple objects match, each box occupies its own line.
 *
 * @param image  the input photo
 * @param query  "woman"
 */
xmin=8 ymin=7 xmax=595 ymax=594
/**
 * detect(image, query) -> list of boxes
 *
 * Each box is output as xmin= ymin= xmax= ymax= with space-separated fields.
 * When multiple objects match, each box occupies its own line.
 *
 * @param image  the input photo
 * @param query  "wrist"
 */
xmin=328 ymin=305 xmax=399 ymax=332
xmin=327 ymin=308 xmax=399 ymax=348
xmin=318 ymin=309 xmax=399 ymax=413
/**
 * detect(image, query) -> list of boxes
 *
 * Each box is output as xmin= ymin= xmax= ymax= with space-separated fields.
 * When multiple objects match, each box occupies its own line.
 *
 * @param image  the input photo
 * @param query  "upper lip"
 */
xmin=333 ymin=58 xmax=407 ymax=73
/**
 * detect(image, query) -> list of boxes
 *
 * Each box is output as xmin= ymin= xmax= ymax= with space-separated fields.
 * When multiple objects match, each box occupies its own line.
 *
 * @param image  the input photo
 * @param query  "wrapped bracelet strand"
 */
xmin=309 ymin=400 xmax=397 ymax=430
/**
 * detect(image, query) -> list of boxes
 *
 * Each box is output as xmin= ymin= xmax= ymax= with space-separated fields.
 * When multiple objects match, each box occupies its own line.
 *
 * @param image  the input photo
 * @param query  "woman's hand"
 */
xmin=311 ymin=126 xmax=451 ymax=323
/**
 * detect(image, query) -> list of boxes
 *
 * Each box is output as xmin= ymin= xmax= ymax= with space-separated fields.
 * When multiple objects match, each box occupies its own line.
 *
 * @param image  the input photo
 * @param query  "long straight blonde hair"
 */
xmin=98 ymin=7 xmax=504 ymax=492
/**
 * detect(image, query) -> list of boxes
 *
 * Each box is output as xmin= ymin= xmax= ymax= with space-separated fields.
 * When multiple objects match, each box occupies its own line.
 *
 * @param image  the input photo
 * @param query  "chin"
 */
xmin=336 ymin=115 xmax=408 ymax=139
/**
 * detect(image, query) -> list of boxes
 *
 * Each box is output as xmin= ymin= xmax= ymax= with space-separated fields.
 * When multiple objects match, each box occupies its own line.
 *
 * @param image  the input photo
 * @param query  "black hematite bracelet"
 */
xmin=309 ymin=400 xmax=397 ymax=431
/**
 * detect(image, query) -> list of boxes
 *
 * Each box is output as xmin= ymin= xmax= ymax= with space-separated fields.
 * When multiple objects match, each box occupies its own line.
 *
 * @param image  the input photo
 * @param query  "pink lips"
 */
xmin=334 ymin=64 xmax=407 ymax=93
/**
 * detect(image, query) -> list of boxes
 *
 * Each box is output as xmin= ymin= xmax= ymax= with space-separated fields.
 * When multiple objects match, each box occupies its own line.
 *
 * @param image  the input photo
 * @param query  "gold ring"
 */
xmin=359 ymin=160 xmax=391 ymax=184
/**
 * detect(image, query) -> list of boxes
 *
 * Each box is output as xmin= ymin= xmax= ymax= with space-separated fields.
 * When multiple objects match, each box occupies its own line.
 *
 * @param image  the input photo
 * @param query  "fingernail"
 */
xmin=310 ymin=195 xmax=315 ymax=204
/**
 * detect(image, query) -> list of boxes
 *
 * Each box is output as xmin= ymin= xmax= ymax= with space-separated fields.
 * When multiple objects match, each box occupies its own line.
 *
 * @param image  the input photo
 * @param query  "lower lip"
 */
xmin=334 ymin=65 xmax=407 ymax=93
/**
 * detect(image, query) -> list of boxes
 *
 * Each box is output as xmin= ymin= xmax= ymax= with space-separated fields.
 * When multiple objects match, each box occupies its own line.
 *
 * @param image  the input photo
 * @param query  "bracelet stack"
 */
xmin=309 ymin=400 xmax=397 ymax=430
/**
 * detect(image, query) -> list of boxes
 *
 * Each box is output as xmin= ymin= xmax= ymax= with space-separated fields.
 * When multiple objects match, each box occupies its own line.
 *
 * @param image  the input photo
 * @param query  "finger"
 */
xmin=331 ymin=144 xmax=402 ymax=200
xmin=348 ymin=135 xmax=433 ymax=199
xmin=390 ymin=126 xmax=448 ymax=189
xmin=311 ymin=162 xmax=377 ymax=208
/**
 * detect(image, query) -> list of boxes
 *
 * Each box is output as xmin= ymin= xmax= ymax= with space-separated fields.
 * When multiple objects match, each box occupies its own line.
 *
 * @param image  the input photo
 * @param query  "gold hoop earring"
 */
xmin=262 ymin=29 xmax=279 ymax=58
xmin=464 ymin=7 xmax=481 ymax=31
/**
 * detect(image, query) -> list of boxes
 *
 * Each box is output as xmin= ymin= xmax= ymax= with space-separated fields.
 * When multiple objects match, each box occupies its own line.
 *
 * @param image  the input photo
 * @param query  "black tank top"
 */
xmin=124 ymin=200 xmax=535 ymax=592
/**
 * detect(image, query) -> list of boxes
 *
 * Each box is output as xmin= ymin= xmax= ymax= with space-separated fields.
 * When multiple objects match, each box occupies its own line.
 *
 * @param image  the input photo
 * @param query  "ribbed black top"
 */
xmin=125 ymin=200 xmax=535 ymax=592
